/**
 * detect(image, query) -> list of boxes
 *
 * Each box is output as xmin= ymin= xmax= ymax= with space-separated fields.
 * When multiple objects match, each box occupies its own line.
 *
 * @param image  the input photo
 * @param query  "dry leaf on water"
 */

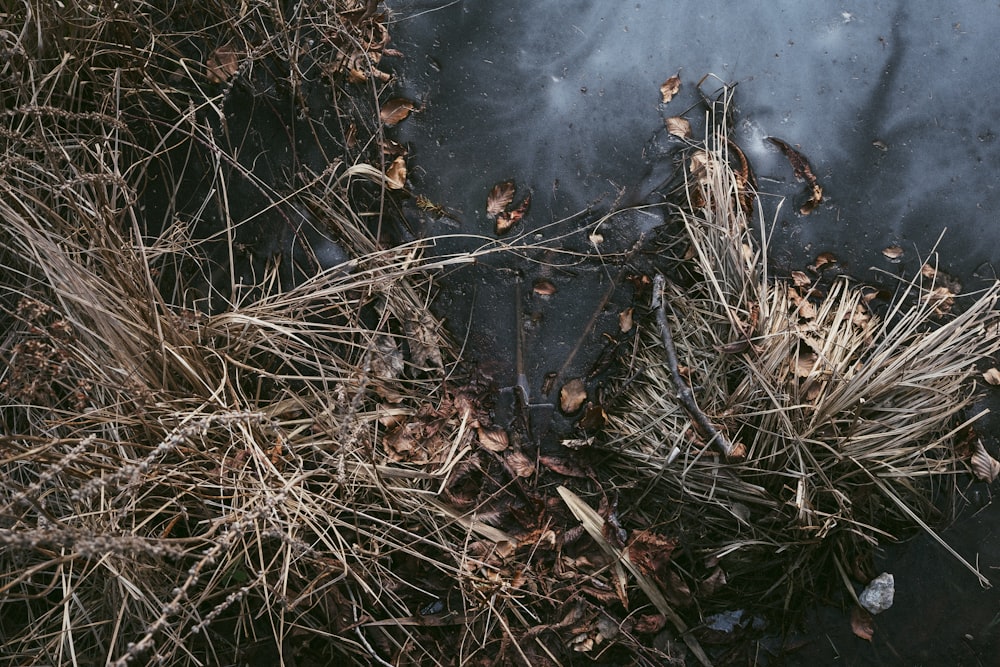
xmin=380 ymin=97 xmax=417 ymax=126
xmin=665 ymin=116 xmax=691 ymax=138
xmin=791 ymin=270 xmax=811 ymax=288
xmin=882 ymin=245 xmax=904 ymax=260
xmin=385 ymin=156 xmax=406 ymax=189
xmin=971 ymin=440 xmax=1000 ymax=482
xmin=496 ymin=194 xmax=530 ymax=235
xmin=533 ymin=279 xmax=556 ymax=296
xmin=984 ymin=368 xmax=1000 ymax=385
xmin=619 ymin=307 xmax=634 ymax=333
xmin=768 ymin=136 xmax=823 ymax=214
xmin=206 ymin=43 xmax=241 ymax=83
xmin=660 ymin=74 xmax=681 ymax=104
xmin=560 ymin=378 xmax=587 ymax=414
xmin=809 ymin=251 xmax=838 ymax=273
xmin=486 ymin=180 xmax=516 ymax=218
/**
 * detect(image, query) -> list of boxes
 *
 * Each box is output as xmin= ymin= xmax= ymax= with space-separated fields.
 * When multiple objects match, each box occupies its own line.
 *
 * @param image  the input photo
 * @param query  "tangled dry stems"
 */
xmin=0 ymin=2 xmax=494 ymax=665
xmin=605 ymin=121 xmax=1000 ymax=611
xmin=3 ymin=2 xmax=998 ymax=665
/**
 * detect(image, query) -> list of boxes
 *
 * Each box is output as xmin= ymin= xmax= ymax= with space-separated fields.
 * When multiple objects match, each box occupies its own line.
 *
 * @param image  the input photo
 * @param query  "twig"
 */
xmin=652 ymin=274 xmax=744 ymax=460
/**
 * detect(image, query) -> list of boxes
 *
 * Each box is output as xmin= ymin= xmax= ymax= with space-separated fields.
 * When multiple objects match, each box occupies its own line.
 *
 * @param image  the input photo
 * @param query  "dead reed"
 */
xmin=604 ymin=116 xmax=1000 ymax=613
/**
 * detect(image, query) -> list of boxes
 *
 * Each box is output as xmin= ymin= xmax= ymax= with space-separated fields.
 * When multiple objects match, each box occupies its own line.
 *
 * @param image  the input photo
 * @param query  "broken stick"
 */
xmin=652 ymin=273 xmax=745 ymax=460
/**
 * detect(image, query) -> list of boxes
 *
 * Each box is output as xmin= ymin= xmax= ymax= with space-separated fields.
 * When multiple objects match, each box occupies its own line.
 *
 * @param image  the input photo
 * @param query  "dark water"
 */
xmin=387 ymin=1 xmax=1000 ymax=663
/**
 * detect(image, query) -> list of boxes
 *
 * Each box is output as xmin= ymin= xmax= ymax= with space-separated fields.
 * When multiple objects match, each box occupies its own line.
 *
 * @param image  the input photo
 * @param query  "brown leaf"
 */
xmin=560 ymin=378 xmax=587 ymax=414
xmin=403 ymin=309 xmax=444 ymax=368
xmin=794 ymin=350 xmax=818 ymax=378
xmin=971 ymin=440 xmax=1000 ymax=482
xmin=698 ymin=567 xmax=728 ymax=596
xmin=380 ymin=97 xmax=417 ymax=126
xmin=882 ymin=245 xmax=904 ymax=260
xmin=385 ymin=156 xmax=407 ymax=190
xmin=769 ymin=136 xmax=824 ymax=214
xmin=618 ymin=307 xmax=634 ymax=333
xmin=799 ymin=182 xmax=824 ymax=215
xmin=496 ymin=193 xmax=530 ymax=235
xmin=539 ymin=455 xmax=592 ymax=478
xmin=850 ymin=605 xmax=874 ymax=642
xmin=665 ymin=116 xmax=691 ymax=138
xmin=578 ymin=402 xmax=607 ymax=430
xmin=660 ymin=74 xmax=681 ymax=104
xmin=985 ymin=368 xmax=1000 ymax=385
xmin=791 ymin=270 xmax=811 ymax=288
xmin=504 ymin=448 xmax=534 ymax=478
xmin=634 ymin=614 xmax=667 ymax=634
xmin=486 ymin=180 xmax=516 ymax=218
xmin=477 ymin=425 xmax=509 ymax=452
xmin=347 ymin=68 xmax=368 ymax=84
xmin=533 ymin=279 xmax=557 ymax=296
xmin=626 ymin=529 xmax=678 ymax=585
xmin=206 ymin=43 xmax=242 ymax=83
xmin=809 ymin=252 xmax=838 ymax=273
xmin=922 ymin=285 xmax=955 ymax=316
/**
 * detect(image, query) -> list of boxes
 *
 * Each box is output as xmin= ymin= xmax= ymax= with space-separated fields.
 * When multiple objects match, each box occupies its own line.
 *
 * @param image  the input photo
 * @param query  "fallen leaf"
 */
xmin=882 ymin=245 xmax=904 ymax=260
xmin=403 ymin=309 xmax=444 ymax=368
xmin=985 ymin=368 xmax=1000 ymax=385
xmin=799 ymin=183 xmax=824 ymax=215
xmin=578 ymin=402 xmax=607 ymax=430
xmin=626 ymin=530 xmax=679 ymax=585
xmin=922 ymin=285 xmax=955 ymax=316
xmin=540 ymin=455 xmax=592 ymax=478
xmin=560 ymin=378 xmax=587 ymax=414
xmin=809 ymin=252 xmax=838 ymax=273
xmin=971 ymin=440 xmax=1000 ymax=482
xmin=634 ymin=614 xmax=667 ymax=634
xmin=486 ymin=180 xmax=516 ymax=218
xmin=660 ymin=74 xmax=681 ymax=104
xmin=665 ymin=116 xmax=691 ymax=138
xmin=791 ymin=270 xmax=811 ymax=288
xmin=504 ymin=448 xmax=534 ymax=478
xmin=380 ymin=97 xmax=417 ymax=126
xmin=618 ymin=307 xmax=634 ymax=333
xmin=533 ymin=279 xmax=557 ymax=296
xmin=768 ymin=136 xmax=823 ymax=215
xmin=850 ymin=605 xmax=874 ymax=642
xmin=347 ymin=68 xmax=368 ymax=84
xmin=794 ymin=350 xmax=818 ymax=378
xmin=206 ymin=43 xmax=241 ymax=83
xmin=477 ymin=425 xmax=509 ymax=452
xmin=385 ymin=156 xmax=406 ymax=189
xmin=698 ymin=567 xmax=728 ymax=596
xmin=496 ymin=194 xmax=530 ymax=235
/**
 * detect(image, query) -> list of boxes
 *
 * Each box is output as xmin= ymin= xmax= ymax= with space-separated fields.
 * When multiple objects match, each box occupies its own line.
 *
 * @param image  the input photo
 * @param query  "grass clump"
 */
xmin=604 ymin=113 xmax=1000 ymax=615
xmin=0 ymin=2 xmax=487 ymax=665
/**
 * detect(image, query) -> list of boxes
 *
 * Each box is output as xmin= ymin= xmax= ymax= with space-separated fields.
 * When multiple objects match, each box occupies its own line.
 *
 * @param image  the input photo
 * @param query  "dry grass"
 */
xmin=2 ymin=2 xmax=997 ymax=664
xmin=0 ymin=3 xmax=497 ymax=665
xmin=604 ymin=113 xmax=1000 ymax=613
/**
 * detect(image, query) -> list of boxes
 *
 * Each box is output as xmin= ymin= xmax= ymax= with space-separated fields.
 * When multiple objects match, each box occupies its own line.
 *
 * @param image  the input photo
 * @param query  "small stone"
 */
xmin=858 ymin=572 xmax=894 ymax=615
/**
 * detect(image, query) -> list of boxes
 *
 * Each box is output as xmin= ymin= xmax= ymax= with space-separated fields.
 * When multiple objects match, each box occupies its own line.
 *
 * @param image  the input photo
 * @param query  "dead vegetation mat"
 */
xmin=2 ymin=2 xmax=1000 ymax=666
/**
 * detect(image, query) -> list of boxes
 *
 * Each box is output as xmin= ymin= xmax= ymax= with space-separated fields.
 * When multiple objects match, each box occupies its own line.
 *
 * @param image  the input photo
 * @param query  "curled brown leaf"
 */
xmin=380 ymin=97 xmax=418 ymax=126
xmin=385 ymin=156 xmax=407 ymax=189
xmin=486 ymin=180 xmax=516 ymax=218
xmin=660 ymin=74 xmax=681 ymax=104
